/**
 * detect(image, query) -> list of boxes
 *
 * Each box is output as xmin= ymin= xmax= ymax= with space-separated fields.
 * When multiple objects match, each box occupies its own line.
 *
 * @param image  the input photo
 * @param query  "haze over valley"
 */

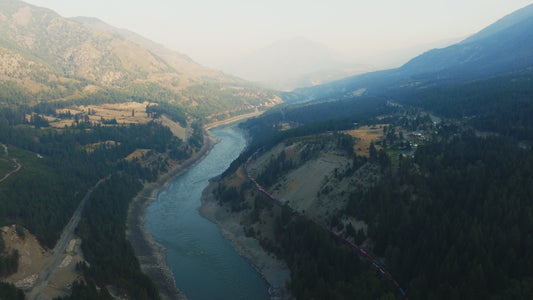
xmin=1 ymin=1 xmax=533 ymax=299
xmin=23 ymin=0 xmax=533 ymax=82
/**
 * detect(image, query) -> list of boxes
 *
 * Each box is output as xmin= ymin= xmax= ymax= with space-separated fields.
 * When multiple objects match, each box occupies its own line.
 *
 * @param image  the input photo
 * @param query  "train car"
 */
xmin=399 ymin=288 xmax=406 ymax=297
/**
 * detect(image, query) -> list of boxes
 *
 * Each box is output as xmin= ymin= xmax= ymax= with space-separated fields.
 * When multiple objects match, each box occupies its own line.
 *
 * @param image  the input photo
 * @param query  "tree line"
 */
xmin=346 ymin=131 xmax=533 ymax=299
xmin=0 ymin=100 xmax=197 ymax=297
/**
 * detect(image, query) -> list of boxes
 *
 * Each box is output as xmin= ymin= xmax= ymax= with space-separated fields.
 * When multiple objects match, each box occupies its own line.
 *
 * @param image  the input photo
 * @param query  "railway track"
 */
xmin=244 ymin=152 xmax=408 ymax=299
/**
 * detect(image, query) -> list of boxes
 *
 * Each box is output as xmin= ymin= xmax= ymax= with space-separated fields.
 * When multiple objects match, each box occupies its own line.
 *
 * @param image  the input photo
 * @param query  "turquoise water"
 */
xmin=145 ymin=126 xmax=269 ymax=300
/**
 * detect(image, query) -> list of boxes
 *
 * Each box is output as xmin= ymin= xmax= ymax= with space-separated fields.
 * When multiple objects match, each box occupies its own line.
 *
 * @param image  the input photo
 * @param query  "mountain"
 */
xmin=461 ymin=3 xmax=533 ymax=44
xmin=71 ymin=16 xmax=227 ymax=81
xmin=210 ymin=6 xmax=533 ymax=298
xmin=399 ymin=8 xmax=533 ymax=78
xmin=222 ymin=37 xmax=374 ymax=91
xmin=0 ymin=0 xmax=280 ymax=119
xmin=289 ymin=3 xmax=533 ymax=102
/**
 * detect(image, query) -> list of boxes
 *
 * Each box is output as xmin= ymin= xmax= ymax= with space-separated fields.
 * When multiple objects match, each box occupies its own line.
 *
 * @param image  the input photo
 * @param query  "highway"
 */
xmin=28 ymin=176 xmax=110 ymax=300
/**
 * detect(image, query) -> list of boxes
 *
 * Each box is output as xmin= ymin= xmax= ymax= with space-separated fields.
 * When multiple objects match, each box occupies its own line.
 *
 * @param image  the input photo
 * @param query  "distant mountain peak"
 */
xmin=223 ymin=36 xmax=374 ymax=91
xmin=289 ymin=3 xmax=533 ymax=102
xmin=461 ymin=3 xmax=533 ymax=44
xmin=399 ymin=3 xmax=533 ymax=77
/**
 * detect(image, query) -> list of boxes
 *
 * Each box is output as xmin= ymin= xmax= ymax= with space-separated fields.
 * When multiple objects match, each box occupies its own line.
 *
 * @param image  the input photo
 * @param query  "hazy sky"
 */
xmin=23 ymin=0 xmax=533 ymax=69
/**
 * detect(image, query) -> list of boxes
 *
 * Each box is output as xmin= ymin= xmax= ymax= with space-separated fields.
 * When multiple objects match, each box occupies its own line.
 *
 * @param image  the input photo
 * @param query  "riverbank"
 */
xmin=199 ymin=182 xmax=292 ymax=300
xmin=126 ymin=132 xmax=217 ymax=300
xmin=127 ymin=111 xmax=275 ymax=300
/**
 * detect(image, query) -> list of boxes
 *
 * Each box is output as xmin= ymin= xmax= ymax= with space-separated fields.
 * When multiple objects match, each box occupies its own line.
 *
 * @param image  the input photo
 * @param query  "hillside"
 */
xmin=289 ymin=3 xmax=533 ymax=103
xmin=205 ymin=71 xmax=533 ymax=298
xmin=71 ymin=16 xmax=237 ymax=84
xmin=0 ymin=0 xmax=281 ymax=119
xmin=201 ymin=4 xmax=533 ymax=299
xmin=0 ymin=102 xmax=204 ymax=298
xmin=1 ymin=1 xmax=532 ymax=299
xmin=0 ymin=1 xmax=281 ymax=298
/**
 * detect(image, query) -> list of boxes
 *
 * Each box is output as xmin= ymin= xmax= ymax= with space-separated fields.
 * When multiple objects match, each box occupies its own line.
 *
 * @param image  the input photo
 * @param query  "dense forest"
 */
xmin=0 ymin=99 xmax=199 ymax=297
xmin=347 ymin=132 xmax=533 ymax=299
xmin=212 ymin=69 xmax=533 ymax=299
xmin=0 ymin=281 xmax=24 ymax=300
xmin=3 ymin=1 xmax=528 ymax=299
xmin=71 ymin=173 xmax=160 ymax=300
xmin=0 ymin=15 xmax=532 ymax=297
xmin=215 ymin=118 xmax=404 ymax=298
xmin=0 ymin=119 xmax=179 ymax=247
xmin=0 ymin=234 xmax=19 ymax=278
xmin=389 ymin=74 xmax=533 ymax=140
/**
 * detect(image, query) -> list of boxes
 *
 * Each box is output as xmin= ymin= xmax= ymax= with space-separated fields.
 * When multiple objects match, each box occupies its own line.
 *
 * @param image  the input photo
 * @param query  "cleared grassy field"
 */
xmin=125 ymin=149 xmax=152 ymax=162
xmin=343 ymin=124 xmax=387 ymax=157
xmin=47 ymin=102 xmax=155 ymax=128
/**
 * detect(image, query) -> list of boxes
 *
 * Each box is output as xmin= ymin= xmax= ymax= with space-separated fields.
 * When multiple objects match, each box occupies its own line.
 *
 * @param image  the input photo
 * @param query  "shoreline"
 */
xmin=127 ymin=111 xmax=290 ymax=300
xmin=126 ymin=132 xmax=217 ymax=300
xmin=198 ymin=184 xmax=292 ymax=300
xmin=202 ymin=116 xmax=292 ymax=299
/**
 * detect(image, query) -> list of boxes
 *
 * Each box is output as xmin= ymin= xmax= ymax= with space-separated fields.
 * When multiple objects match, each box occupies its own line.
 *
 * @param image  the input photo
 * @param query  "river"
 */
xmin=145 ymin=126 xmax=269 ymax=300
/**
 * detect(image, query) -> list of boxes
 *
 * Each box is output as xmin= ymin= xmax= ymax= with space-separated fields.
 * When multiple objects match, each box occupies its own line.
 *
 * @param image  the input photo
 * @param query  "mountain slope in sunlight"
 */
xmin=0 ymin=0 xmax=280 ymax=118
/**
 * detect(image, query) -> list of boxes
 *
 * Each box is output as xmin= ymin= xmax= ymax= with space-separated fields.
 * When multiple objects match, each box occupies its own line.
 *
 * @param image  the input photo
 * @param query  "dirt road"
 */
xmin=0 ymin=144 xmax=22 ymax=183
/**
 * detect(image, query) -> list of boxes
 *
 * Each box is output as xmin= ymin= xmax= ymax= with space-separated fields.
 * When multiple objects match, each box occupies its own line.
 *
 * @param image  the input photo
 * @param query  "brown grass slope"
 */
xmin=0 ymin=0 xmax=281 ymax=116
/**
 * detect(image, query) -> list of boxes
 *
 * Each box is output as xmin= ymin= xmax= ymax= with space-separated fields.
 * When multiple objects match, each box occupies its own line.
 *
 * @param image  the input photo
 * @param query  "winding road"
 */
xmin=0 ymin=143 xmax=22 ymax=183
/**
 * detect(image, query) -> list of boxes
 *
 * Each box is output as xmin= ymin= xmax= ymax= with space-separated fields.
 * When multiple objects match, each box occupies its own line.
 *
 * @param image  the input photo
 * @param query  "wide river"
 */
xmin=145 ymin=126 xmax=270 ymax=300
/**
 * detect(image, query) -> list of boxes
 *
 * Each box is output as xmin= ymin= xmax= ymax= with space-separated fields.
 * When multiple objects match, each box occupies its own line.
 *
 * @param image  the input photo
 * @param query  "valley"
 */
xmin=1 ymin=1 xmax=533 ymax=299
xmin=202 ymin=106 xmax=438 ymax=299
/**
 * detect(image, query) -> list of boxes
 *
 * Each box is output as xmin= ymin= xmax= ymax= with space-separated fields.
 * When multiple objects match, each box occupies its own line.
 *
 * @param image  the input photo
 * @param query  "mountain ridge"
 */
xmin=70 ymin=16 xmax=235 ymax=82
xmin=289 ymin=3 xmax=533 ymax=103
xmin=461 ymin=3 xmax=533 ymax=44
xmin=0 ymin=0 xmax=280 ymax=119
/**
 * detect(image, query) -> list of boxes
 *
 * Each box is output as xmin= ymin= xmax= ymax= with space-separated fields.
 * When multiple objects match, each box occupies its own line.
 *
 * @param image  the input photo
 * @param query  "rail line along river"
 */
xmin=145 ymin=125 xmax=269 ymax=300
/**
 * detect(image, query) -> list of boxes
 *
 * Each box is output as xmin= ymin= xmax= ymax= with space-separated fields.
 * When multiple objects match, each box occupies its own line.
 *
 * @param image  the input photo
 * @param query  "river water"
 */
xmin=145 ymin=126 xmax=269 ymax=300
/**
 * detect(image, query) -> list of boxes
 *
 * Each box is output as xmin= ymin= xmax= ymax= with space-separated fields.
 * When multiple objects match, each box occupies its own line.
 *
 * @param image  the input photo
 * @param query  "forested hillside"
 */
xmin=1 ymin=1 xmax=533 ymax=299
xmin=352 ymin=132 xmax=533 ymax=299
xmin=0 ymin=1 xmax=282 ymax=298
xmin=289 ymin=3 xmax=533 ymax=104
xmin=0 ymin=97 xmax=205 ymax=297
xmin=210 ymin=63 xmax=533 ymax=298
xmin=0 ymin=0 xmax=281 ymax=120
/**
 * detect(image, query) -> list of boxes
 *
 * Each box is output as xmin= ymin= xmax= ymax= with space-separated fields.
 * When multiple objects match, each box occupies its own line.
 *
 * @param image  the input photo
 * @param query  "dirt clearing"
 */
xmin=1 ymin=225 xmax=84 ymax=299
